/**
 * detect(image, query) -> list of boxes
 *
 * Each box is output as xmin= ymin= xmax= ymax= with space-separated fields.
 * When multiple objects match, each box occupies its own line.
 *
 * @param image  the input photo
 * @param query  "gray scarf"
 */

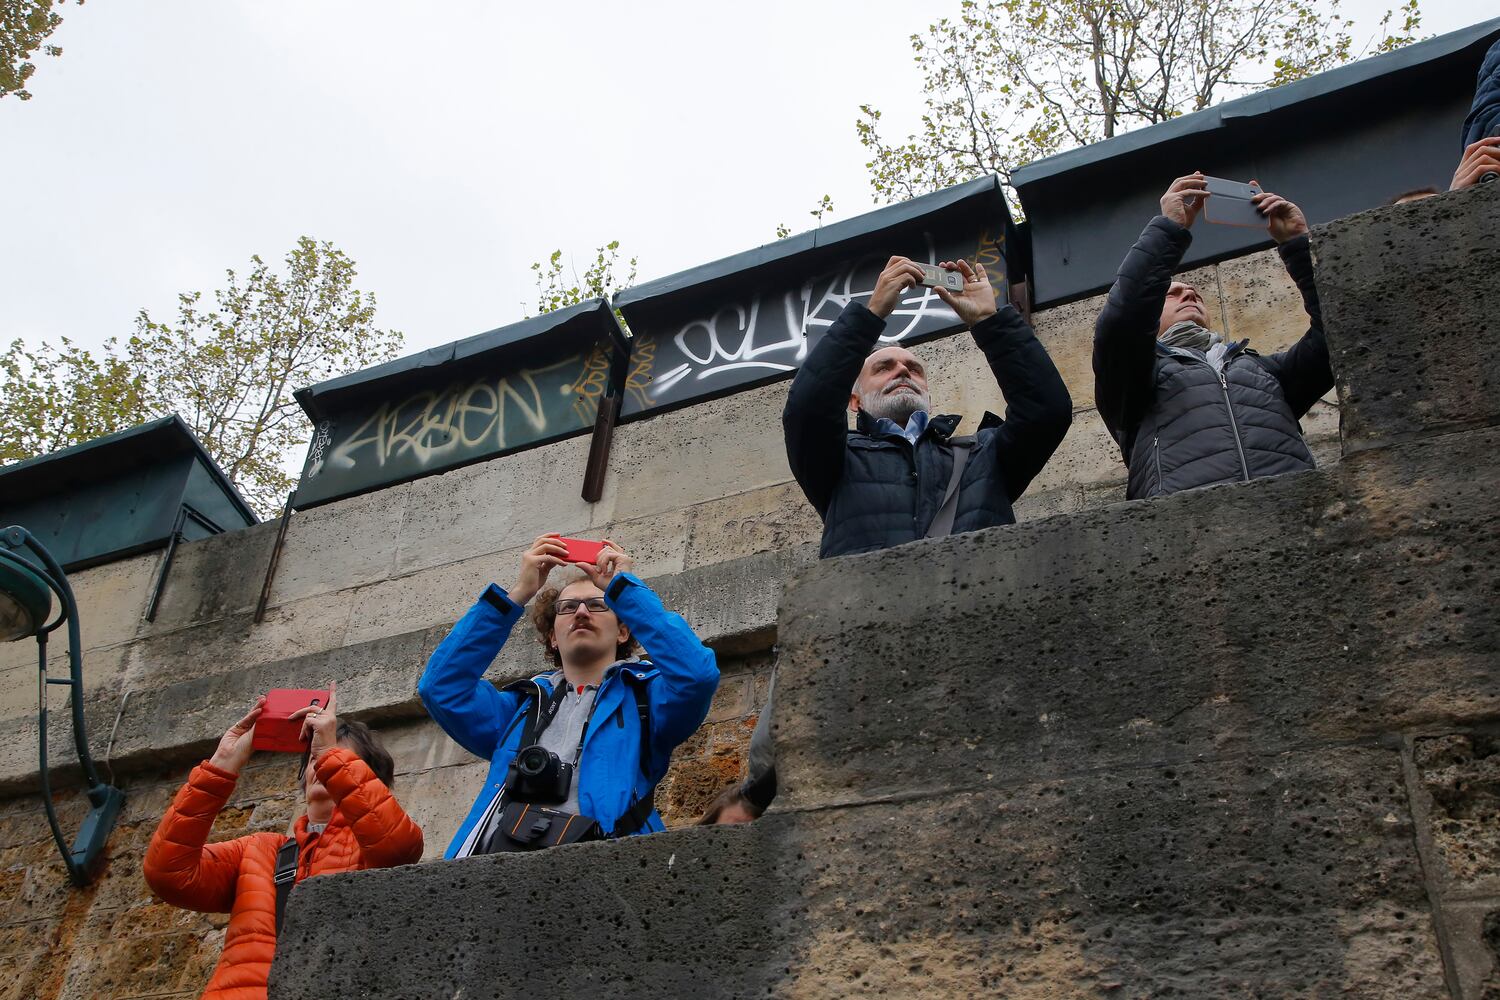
xmin=1159 ymin=320 xmax=1224 ymax=353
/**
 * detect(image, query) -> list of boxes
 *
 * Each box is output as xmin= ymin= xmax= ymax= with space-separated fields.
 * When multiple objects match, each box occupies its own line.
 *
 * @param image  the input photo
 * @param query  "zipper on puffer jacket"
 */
xmin=1152 ymin=437 xmax=1163 ymax=493
xmin=1215 ymin=367 xmax=1251 ymax=482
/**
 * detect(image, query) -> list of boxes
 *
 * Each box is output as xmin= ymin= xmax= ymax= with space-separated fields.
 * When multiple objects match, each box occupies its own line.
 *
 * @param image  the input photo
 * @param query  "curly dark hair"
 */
xmin=530 ymin=567 xmax=639 ymax=669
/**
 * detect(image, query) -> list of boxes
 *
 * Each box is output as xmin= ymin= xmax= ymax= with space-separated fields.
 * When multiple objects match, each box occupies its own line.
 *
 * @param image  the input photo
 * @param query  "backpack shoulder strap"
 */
xmin=926 ymin=435 xmax=976 ymax=539
xmin=273 ymin=836 xmax=299 ymax=934
xmin=611 ymin=671 xmax=657 ymax=837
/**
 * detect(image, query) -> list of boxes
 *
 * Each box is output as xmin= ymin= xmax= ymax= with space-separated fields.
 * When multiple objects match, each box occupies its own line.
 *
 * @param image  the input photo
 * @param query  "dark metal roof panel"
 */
xmin=0 ymin=414 xmax=257 ymax=528
xmin=1012 ymin=16 xmax=1500 ymax=188
xmin=294 ymin=297 xmax=626 ymax=419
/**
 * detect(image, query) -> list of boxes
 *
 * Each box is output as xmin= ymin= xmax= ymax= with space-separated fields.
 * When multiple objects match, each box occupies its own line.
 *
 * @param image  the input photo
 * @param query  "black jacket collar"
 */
xmin=854 ymin=410 xmax=963 ymax=441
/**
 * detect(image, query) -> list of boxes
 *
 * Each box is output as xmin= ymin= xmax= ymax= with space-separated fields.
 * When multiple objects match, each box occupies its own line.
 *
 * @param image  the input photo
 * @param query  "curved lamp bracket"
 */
xmin=0 ymin=526 xmax=124 ymax=886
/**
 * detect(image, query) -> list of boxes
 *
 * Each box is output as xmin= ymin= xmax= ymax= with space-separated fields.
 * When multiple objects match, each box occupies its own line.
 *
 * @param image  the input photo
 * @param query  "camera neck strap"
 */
xmin=519 ymin=679 xmax=571 ymax=748
xmin=513 ymin=672 xmax=659 ymax=837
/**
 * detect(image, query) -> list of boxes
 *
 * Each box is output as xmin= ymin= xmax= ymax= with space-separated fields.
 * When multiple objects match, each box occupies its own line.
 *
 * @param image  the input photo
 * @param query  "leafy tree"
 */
xmin=856 ymin=0 xmax=1424 ymax=205
xmin=527 ymin=240 xmax=638 ymax=317
xmin=0 ymin=336 xmax=149 ymax=460
xmin=131 ymin=238 xmax=403 ymax=514
xmin=2 ymin=0 xmax=83 ymax=101
xmin=1 ymin=238 xmax=402 ymax=516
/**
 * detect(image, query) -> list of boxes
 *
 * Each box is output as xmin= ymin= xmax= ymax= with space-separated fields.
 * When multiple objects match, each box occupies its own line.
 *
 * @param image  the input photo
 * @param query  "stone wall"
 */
xmin=267 ymin=183 xmax=1500 ymax=999
xmin=0 ymin=227 xmax=1343 ymax=998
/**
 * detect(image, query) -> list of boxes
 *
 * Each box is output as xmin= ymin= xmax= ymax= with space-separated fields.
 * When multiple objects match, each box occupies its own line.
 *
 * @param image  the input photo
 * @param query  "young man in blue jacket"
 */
xmin=418 ymin=535 xmax=719 ymax=858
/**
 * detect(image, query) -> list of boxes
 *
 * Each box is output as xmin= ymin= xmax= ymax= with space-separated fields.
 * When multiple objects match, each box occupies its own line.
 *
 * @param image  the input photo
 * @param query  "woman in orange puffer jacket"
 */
xmin=145 ymin=684 xmax=423 ymax=1000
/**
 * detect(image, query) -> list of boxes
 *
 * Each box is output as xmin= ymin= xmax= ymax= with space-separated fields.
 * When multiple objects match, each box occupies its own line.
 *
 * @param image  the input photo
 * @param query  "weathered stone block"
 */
xmin=392 ymin=432 xmax=601 ymax=578
xmin=122 ymin=587 xmax=357 ymax=692
xmin=1440 ymin=900 xmax=1500 ymax=1000
xmin=600 ymin=380 xmax=795 ymax=523
xmin=139 ymin=521 xmax=280 ymax=634
xmin=775 ymin=427 xmax=1499 ymax=810
xmin=1415 ymin=731 xmax=1500 ymax=898
xmin=269 ymin=484 xmax=411 ymax=606
xmin=1314 ymin=181 xmax=1500 ymax=451
xmin=270 ymin=746 xmax=1441 ymax=999
xmin=682 ymin=480 xmax=822 ymax=568
xmin=0 ymin=643 xmax=126 ymax=724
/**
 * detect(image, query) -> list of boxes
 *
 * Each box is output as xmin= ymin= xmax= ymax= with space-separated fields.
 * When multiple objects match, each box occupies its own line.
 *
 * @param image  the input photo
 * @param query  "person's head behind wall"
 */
xmin=1157 ymin=281 xmax=1209 ymax=337
xmin=531 ymin=566 xmax=638 ymax=671
xmin=849 ymin=345 xmax=931 ymax=425
xmin=697 ymin=783 xmax=764 ymax=825
xmin=1387 ymin=187 xmax=1440 ymax=206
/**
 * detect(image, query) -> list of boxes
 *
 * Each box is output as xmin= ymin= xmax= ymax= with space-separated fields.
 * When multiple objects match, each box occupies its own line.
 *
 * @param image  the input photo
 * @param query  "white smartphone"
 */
xmin=1200 ymin=176 xmax=1266 ymax=228
xmin=918 ymin=264 xmax=966 ymax=291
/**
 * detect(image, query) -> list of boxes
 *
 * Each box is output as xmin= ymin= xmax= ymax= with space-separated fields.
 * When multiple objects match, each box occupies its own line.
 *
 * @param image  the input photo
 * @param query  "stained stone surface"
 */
xmin=265 ymin=184 xmax=1500 ymax=1000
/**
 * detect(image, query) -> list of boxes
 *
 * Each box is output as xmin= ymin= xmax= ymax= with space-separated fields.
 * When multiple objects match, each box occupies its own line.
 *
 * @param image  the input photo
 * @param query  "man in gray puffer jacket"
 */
xmin=1093 ymin=173 xmax=1333 ymax=500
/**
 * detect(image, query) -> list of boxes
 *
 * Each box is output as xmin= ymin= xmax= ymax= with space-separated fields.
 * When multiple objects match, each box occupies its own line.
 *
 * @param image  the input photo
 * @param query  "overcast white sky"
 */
xmin=2 ymin=0 xmax=1487 ymax=363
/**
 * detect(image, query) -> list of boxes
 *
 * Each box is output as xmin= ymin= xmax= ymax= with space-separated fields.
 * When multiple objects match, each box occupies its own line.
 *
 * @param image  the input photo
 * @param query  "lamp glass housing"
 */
xmin=0 ymin=559 xmax=52 ymax=641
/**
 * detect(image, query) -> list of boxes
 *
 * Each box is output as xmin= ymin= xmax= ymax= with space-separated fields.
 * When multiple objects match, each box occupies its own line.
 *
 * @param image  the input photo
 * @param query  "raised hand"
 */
xmin=1451 ymin=136 xmax=1500 ymax=191
xmin=933 ymin=258 xmax=997 ymax=328
xmin=1250 ymin=189 xmax=1309 ymax=244
xmin=209 ymin=697 xmax=266 ymax=775
xmin=867 ymin=256 xmax=929 ymax=319
xmin=581 ymin=539 xmax=633 ymax=591
xmin=1161 ymin=172 xmax=1209 ymax=228
xmin=511 ymin=533 xmax=569 ymax=606
xmin=291 ymin=682 xmax=339 ymax=764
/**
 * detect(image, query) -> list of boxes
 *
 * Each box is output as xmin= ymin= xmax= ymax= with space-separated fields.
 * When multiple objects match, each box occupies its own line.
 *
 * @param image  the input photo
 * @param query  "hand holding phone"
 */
xmin=1451 ymin=133 xmax=1500 ymax=190
xmin=251 ymin=689 xmax=331 ymax=753
xmin=917 ymin=264 xmax=966 ymax=291
xmin=1200 ymin=176 xmax=1266 ymax=228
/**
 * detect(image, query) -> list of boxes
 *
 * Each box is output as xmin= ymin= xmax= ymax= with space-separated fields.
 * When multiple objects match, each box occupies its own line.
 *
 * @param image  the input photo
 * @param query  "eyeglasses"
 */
xmin=554 ymin=597 xmax=610 ymax=616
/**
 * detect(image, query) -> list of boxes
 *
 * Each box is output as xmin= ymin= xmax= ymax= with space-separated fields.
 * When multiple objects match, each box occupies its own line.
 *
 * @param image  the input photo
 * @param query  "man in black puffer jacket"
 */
xmin=784 ymin=255 xmax=1072 ymax=559
xmin=1093 ymin=173 xmax=1334 ymax=500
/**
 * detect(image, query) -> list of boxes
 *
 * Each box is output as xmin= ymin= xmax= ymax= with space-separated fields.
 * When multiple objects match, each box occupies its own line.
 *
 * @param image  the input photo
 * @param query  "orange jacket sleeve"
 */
xmin=143 ymin=760 xmax=256 ymax=912
xmin=316 ymin=747 xmax=424 ymax=868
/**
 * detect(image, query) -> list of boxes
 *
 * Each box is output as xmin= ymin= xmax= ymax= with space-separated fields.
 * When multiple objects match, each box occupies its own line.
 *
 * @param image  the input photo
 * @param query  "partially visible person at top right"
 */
xmin=1453 ymin=35 xmax=1500 ymax=190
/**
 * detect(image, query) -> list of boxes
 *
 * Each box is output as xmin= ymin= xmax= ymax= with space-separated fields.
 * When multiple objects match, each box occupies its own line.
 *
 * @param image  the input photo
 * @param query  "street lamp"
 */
xmin=0 ymin=525 xmax=124 ymax=886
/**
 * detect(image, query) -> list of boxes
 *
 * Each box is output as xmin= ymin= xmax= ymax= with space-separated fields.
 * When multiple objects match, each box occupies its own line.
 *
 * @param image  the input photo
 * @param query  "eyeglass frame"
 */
xmin=554 ymin=597 xmax=611 ymax=616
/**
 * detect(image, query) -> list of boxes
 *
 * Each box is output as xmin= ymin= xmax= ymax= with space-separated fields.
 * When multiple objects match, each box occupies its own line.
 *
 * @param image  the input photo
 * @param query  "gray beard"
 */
xmin=859 ymin=385 xmax=929 ymax=425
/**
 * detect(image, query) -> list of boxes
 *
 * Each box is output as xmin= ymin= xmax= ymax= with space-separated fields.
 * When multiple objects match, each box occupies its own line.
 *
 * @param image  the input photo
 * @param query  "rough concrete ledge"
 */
xmin=1316 ymin=179 xmax=1500 ymax=453
xmin=773 ymin=424 xmax=1500 ymax=811
xmin=270 ymin=743 xmax=1444 ymax=999
xmin=0 ymin=544 xmax=809 ymax=794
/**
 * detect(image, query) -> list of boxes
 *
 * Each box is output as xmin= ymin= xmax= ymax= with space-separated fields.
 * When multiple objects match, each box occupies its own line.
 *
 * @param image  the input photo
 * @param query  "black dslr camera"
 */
xmin=505 ymin=744 xmax=574 ymax=804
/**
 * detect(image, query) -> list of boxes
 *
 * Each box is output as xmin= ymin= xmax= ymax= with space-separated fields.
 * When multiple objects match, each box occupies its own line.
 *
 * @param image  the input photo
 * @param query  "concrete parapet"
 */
xmin=266 ymin=188 xmax=1500 ymax=998
xmin=1317 ymin=181 xmax=1500 ymax=451
xmin=773 ymin=426 xmax=1498 ymax=812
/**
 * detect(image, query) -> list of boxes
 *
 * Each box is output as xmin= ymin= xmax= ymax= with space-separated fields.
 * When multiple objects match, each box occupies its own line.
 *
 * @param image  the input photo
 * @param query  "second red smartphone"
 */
xmin=558 ymin=537 xmax=604 ymax=565
xmin=252 ymin=688 xmax=330 ymax=753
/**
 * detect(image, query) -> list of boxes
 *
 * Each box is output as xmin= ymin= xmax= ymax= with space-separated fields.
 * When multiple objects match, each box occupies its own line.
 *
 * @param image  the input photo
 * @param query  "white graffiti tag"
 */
xmin=648 ymin=234 xmax=959 ymax=399
xmin=320 ymin=357 xmax=579 ymax=474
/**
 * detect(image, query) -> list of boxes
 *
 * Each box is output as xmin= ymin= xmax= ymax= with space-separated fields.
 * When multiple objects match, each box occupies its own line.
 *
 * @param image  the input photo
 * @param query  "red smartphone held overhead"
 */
xmin=252 ymin=689 xmax=330 ymax=753
xmin=558 ymin=537 xmax=604 ymax=565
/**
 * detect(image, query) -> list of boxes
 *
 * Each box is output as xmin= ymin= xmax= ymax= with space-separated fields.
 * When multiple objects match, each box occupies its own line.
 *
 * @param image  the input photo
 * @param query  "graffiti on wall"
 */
xmin=295 ymin=343 xmax=634 ymax=506
xmin=622 ymin=229 xmax=1005 ymax=415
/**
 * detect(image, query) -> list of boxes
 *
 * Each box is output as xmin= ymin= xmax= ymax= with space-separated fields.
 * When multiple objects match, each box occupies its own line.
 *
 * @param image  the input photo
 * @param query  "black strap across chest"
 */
xmin=273 ymin=836 xmax=299 ymax=934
